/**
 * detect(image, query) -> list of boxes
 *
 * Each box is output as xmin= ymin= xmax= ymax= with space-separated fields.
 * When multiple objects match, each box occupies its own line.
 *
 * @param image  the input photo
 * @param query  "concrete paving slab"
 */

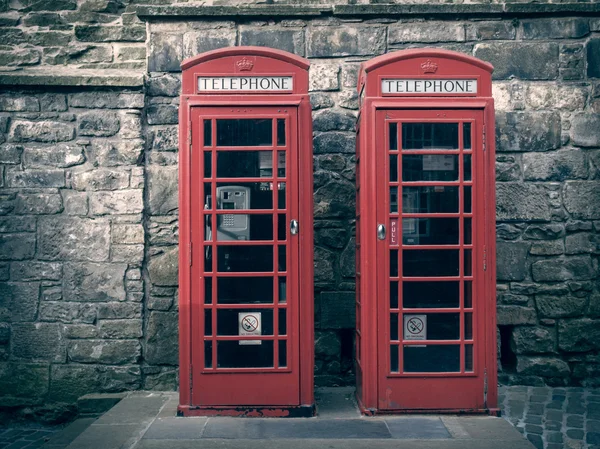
xmin=42 ymin=418 xmax=96 ymax=449
xmin=142 ymin=418 xmax=208 ymax=440
xmin=93 ymin=395 xmax=169 ymax=426
xmin=458 ymin=416 xmax=527 ymax=440
xmin=156 ymin=394 xmax=179 ymax=419
xmin=385 ymin=417 xmax=450 ymax=439
xmin=65 ymin=424 xmax=143 ymax=449
xmin=315 ymin=387 xmax=360 ymax=418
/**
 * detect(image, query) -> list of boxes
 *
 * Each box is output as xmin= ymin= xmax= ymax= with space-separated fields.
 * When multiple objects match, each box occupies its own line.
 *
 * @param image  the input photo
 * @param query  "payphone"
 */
xmin=355 ymin=49 xmax=498 ymax=414
xmin=178 ymin=47 xmax=314 ymax=417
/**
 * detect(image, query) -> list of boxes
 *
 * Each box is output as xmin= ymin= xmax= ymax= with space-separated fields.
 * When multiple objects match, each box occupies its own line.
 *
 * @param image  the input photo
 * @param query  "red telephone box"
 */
xmin=178 ymin=47 xmax=314 ymax=416
xmin=355 ymin=49 xmax=498 ymax=414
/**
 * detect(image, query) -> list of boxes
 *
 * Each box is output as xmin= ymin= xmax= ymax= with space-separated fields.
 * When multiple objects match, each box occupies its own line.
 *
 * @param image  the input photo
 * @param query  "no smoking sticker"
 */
xmin=239 ymin=312 xmax=261 ymax=346
xmin=403 ymin=314 xmax=427 ymax=341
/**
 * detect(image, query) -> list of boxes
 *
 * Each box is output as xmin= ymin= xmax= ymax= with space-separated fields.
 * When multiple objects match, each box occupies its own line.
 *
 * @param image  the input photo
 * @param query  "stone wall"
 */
xmin=0 ymin=0 xmax=599 ymax=420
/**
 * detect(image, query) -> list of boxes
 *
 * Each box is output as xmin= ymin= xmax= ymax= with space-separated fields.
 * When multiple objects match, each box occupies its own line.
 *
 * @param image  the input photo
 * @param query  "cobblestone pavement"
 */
xmin=0 ymin=426 xmax=60 ymax=449
xmin=501 ymin=385 xmax=600 ymax=449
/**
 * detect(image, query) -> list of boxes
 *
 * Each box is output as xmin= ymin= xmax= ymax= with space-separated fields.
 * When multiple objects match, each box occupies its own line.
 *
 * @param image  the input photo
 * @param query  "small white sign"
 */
xmin=382 ymin=79 xmax=477 ymax=95
xmin=198 ymin=76 xmax=293 ymax=92
xmin=404 ymin=314 xmax=427 ymax=341
xmin=422 ymin=155 xmax=455 ymax=171
xmin=239 ymin=312 xmax=261 ymax=345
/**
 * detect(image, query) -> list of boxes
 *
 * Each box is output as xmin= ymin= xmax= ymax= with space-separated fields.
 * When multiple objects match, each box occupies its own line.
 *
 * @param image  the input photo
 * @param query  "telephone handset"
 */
xmin=205 ymin=186 xmax=251 ymax=242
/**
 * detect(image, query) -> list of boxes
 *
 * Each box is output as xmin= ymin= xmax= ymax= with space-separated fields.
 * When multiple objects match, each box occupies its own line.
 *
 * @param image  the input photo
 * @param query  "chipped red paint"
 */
xmin=178 ymin=405 xmax=314 ymax=418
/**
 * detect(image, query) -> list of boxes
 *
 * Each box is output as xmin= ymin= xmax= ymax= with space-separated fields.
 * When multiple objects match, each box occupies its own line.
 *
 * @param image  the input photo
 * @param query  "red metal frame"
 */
xmin=178 ymin=47 xmax=314 ymax=417
xmin=355 ymin=49 xmax=497 ymax=415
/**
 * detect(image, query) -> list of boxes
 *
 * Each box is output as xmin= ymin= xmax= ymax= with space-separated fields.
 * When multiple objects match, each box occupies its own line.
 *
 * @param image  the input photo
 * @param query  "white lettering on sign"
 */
xmin=381 ymin=79 xmax=477 ymax=95
xmin=403 ymin=314 xmax=427 ymax=341
xmin=198 ymin=77 xmax=293 ymax=92
xmin=239 ymin=312 xmax=262 ymax=345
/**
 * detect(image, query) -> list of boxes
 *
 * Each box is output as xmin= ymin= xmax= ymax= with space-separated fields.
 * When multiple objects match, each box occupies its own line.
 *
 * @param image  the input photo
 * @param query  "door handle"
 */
xmin=377 ymin=224 xmax=386 ymax=240
xmin=290 ymin=219 xmax=299 ymax=235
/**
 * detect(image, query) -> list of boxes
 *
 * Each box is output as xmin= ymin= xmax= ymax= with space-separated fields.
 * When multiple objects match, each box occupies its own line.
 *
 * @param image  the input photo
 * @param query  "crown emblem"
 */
xmin=420 ymin=59 xmax=438 ymax=74
xmin=236 ymin=58 xmax=254 ymax=72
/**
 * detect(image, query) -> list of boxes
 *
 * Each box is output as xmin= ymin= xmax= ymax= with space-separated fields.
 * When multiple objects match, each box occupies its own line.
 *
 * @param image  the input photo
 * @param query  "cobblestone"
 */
xmin=502 ymin=385 xmax=600 ymax=449
xmin=0 ymin=426 xmax=59 ymax=449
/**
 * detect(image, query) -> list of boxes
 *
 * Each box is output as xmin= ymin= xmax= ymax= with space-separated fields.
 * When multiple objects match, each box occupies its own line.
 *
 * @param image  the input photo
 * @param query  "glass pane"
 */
xmin=217 ymin=309 xmax=273 ymax=336
xmin=277 ymin=151 xmax=286 ymax=177
xmin=204 ymin=216 xmax=212 ymax=241
xmin=390 ymin=249 xmax=398 ymax=277
xmin=465 ymin=312 xmax=473 ymax=340
xmin=204 ymin=119 xmax=212 ymax=147
xmin=217 ymin=246 xmax=273 ymax=272
xmin=390 ymin=155 xmax=398 ymax=182
xmin=278 ymin=214 xmax=286 ymax=241
xmin=278 ymin=245 xmax=286 ymax=272
xmin=390 ymin=187 xmax=398 ymax=213
xmin=403 ymin=281 xmax=460 ymax=308
xmin=463 ymin=123 xmax=471 ymax=149
xmin=204 ymin=309 xmax=212 ymax=336
xmin=402 ymin=123 xmax=458 ymax=150
xmin=278 ymin=308 xmax=286 ymax=335
xmin=464 ymin=218 xmax=472 ymax=245
xmin=389 ymin=123 xmax=398 ymax=151
xmin=402 ymin=187 xmax=459 ymax=213
xmin=404 ymin=345 xmax=460 ymax=372
xmin=277 ymin=119 xmax=285 ymax=146
xmin=217 ymin=151 xmax=273 ymax=178
xmin=205 ymin=246 xmax=212 ymax=272
xmin=215 ymin=182 xmax=271 ymax=210
xmin=464 ymin=155 xmax=472 ymax=181
xmin=204 ymin=277 xmax=212 ymax=304
xmin=217 ymin=277 xmax=273 ymax=304
xmin=204 ymin=152 xmax=212 ymax=178
xmin=390 ymin=345 xmax=399 ymax=372
xmin=205 ymin=341 xmax=213 ymax=368
xmin=402 ymin=218 xmax=459 ymax=245
xmin=465 ymin=344 xmax=473 ymax=372
xmin=217 ymin=340 xmax=274 ymax=368
xmin=278 ymin=277 xmax=287 ymax=303
xmin=464 ymin=250 xmax=472 ymax=276
xmin=278 ymin=183 xmax=286 ymax=209
xmin=464 ymin=281 xmax=472 ymax=308
xmin=402 ymin=155 xmax=458 ymax=181
xmin=402 ymin=313 xmax=459 ymax=340
xmin=204 ymin=183 xmax=212 ymax=209
xmin=279 ymin=340 xmax=287 ymax=368
xmin=216 ymin=214 xmax=272 ymax=242
xmin=390 ymin=281 xmax=399 ymax=309
xmin=390 ymin=313 xmax=399 ymax=341
xmin=464 ymin=186 xmax=472 ymax=213
xmin=403 ymin=250 xmax=459 ymax=277
xmin=216 ymin=119 xmax=272 ymax=147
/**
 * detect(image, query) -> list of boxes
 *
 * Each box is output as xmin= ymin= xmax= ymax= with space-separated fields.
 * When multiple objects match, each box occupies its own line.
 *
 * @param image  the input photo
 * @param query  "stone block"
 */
xmin=147 ymin=165 xmax=178 ymax=215
xmin=497 ymin=305 xmax=537 ymax=326
xmin=314 ymin=178 xmax=355 ymax=218
xmin=309 ymin=62 xmax=340 ymax=92
xmin=314 ymin=132 xmax=355 ymax=154
xmin=148 ymin=217 xmax=178 ymax=246
xmin=320 ymin=292 xmax=355 ymax=329
xmin=589 ymin=39 xmax=600 ymax=78
xmin=10 ymin=261 xmax=61 ymax=281
xmin=0 ymin=282 xmax=39 ymax=322
xmin=496 ymin=183 xmax=554 ymax=222
xmin=78 ymin=112 xmax=120 ymax=137
xmin=523 ymin=149 xmax=587 ymax=182
xmin=315 ymin=226 xmax=348 ymax=249
xmin=115 ymin=45 xmax=146 ymax=62
xmin=313 ymin=109 xmax=355 ymax=132
xmin=147 ymin=104 xmax=179 ymax=126
xmin=315 ymin=330 xmax=341 ymax=360
xmin=5 ymin=169 xmax=65 ymax=188
xmin=570 ymin=114 xmax=600 ymax=148
xmin=87 ymin=139 xmax=143 ymax=167
xmin=0 ymin=217 xmax=33 ymax=234
xmin=22 ymin=144 xmax=84 ymax=169
xmin=72 ymin=168 xmax=130 ymax=191
xmin=496 ymin=157 xmax=521 ymax=181
xmin=40 ymin=93 xmax=67 ymax=112
xmin=69 ymin=92 xmax=144 ymax=109
xmin=75 ymin=25 xmax=145 ymax=42
xmin=474 ymin=43 xmax=559 ymax=80
xmin=62 ymin=190 xmax=88 ymax=216
xmin=147 ymin=75 xmax=181 ymax=98
xmin=0 ymin=323 xmax=8 ymax=343
xmin=0 ymin=94 xmax=39 ymax=112
xmin=0 ymin=144 xmax=23 ymax=164
xmin=0 ymin=48 xmax=40 ymax=66
xmin=314 ymin=246 xmax=335 ymax=285
xmin=97 ymin=302 xmax=141 ymax=319
xmin=310 ymin=93 xmax=334 ymax=110
xmin=40 ymin=302 xmax=96 ymax=324
xmin=525 ymin=84 xmax=587 ymax=111
xmin=119 ymin=113 xmax=142 ymax=140
xmin=522 ymin=18 xmax=589 ymax=39
xmin=530 ymin=241 xmax=564 ymax=256
xmin=465 ymin=21 xmax=516 ymax=41
xmin=152 ymin=126 xmax=178 ymax=152
xmin=240 ymin=28 xmax=303 ymax=56
xmin=63 ymin=263 xmax=126 ymax=302
xmin=112 ymin=224 xmax=144 ymax=244
xmin=496 ymin=112 xmax=561 ymax=152
xmin=388 ymin=21 xmax=465 ymax=45
xmin=41 ymin=285 xmax=61 ymax=301
xmin=0 ymin=363 xmax=49 ymax=405
xmin=559 ymin=318 xmax=600 ymax=352
xmin=9 ymin=120 xmax=75 ymax=143
xmin=496 ymin=241 xmax=529 ymax=281
xmin=516 ymin=357 xmax=570 ymax=378
xmin=90 ymin=190 xmax=143 ymax=215
xmin=144 ymin=368 xmax=177 ymax=391
xmin=566 ymin=233 xmax=598 ymax=255
xmin=38 ymin=217 xmax=110 ymax=262
xmin=98 ymin=320 xmax=142 ymax=339
xmin=111 ymin=244 xmax=143 ymax=264
xmin=309 ymin=25 xmax=385 ymax=57
xmin=564 ymin=182 xmax=600 ymax=220
xmin=523 ymin=224 xmax=564 ymax=240
xmin=183 ymin=29 xmax=237 ymax=59
xmin=14 ymin=192 xmax=63 ymax=215
xmin=340 ymin=237 xmax=355 ymax=278
xmin=148 ymin=33 xmax=183 ymax=72
xmin=98 ymin=365 xmax=141 ymax=392
xmin=511 ymin=327 xmax=556 ymax=354
xmin=68 ymin=339 xmax=141 ymax=365
xmin=536 ymin=295 xmax=587 ymax=319
xmin=148 ymin=247 xmax=178 ymax=287
xmin=0 ymin=233 xmax=35 ymax=260
xmin=532 ymin=256 xmax=595 ymax=282
xmin=47 ymin=364 xmax=97 ymax=402
xmin=12 ymin=323 xmax=66 ymax=362
xmin=145 ymin=312 xmax=178 ymax=365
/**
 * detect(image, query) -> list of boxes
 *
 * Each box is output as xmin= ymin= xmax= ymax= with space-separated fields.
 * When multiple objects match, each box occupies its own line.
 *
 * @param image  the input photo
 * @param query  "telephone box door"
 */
xmin=376 ymin=108 xmax=487 ymax=411
xmin=190 ymin=106 xmax=300 ymax=406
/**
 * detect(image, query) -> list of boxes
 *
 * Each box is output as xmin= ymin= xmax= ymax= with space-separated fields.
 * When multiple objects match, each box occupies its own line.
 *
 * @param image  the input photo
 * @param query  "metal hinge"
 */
xmin=190 ymin=365 xmax=193 ymax=393
xmin=483 ymin=368 xmax=488 ymax=407
xmin=188 ymin=125 xmax=192 ymax=151
xmin=482 ymin=120 xmax=486 ymax=152
xmin=189 ymin=242 xmax=193 ymax=266
xmin=483 ymin=246 xmax=487 ymax=271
